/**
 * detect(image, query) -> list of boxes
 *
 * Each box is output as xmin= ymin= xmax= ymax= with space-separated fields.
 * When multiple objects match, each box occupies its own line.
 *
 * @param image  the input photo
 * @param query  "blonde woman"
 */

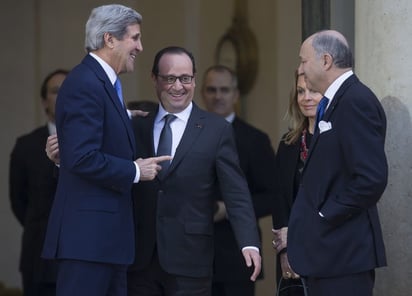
xmin=271 ymin=71 xmax=322 ymax=295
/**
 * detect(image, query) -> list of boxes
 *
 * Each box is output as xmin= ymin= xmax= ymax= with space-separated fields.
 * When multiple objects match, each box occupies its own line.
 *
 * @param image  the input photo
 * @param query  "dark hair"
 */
xmin=151 ymin=46 xmax=196 ymax=76
xmin=202 ymin=64 xmax=238 ymax=89
xmin=40 ymin=69 xmax=69 ymax=100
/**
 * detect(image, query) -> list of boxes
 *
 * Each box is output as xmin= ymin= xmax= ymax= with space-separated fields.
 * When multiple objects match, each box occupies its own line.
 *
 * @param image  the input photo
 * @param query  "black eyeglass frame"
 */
xmin=157 ymin=74 xmax=194 ymax=85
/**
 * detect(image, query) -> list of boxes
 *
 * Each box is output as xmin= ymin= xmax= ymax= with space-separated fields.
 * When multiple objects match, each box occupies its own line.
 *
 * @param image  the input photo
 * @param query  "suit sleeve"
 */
xmin=9 ymin=138 xmax=28 ymax=226
xmin=245 ymin=132 xmax=277 ymax=218
xmin=320 ymin=91 xmax=388 ymax=224
xmin=272 ymin=138 xmax=295 ymax=229
xmin=58 ymin=78 xmax=135 ymax=193
xmin=216 ymin=124 xmax=261 ymax=249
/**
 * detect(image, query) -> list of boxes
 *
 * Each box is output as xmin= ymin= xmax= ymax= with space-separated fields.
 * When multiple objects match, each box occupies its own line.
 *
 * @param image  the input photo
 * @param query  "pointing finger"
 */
xmin=152 ymin=155 xmax=172 ymax=163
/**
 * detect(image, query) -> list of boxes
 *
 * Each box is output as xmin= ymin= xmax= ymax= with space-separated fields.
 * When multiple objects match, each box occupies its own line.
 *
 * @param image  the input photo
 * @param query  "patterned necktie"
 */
xmin=316 ymin=96 xmax=329 ymax=130
xmin=114 ymin=78 xmax=124 ymax=107
xmin=157 ymin=114 xmax=176 ymax=176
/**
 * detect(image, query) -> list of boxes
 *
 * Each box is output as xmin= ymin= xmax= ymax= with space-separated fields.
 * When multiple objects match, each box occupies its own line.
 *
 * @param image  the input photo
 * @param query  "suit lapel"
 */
xmin=101 ymin=75 xmax=137 ymax=155
xmin=302 ymin=75 xmax=358 ymax=174
xmin=165 ymin=105 xmax=205 ymax=177
xmin=135 ymin=111 xmax=156 ymax=158
xmin=82 ymin=55 xmax=136 ymax=154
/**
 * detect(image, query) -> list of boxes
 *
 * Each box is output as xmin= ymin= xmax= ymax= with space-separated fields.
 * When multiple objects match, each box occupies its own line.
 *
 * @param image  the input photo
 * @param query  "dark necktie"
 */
xmin=114 ymin=78 xmax=124 ymax=107
xmin=316 ymin=96 xmax=329 ymax=130
xmin=157 ymin=114 xmax=176 ymax=176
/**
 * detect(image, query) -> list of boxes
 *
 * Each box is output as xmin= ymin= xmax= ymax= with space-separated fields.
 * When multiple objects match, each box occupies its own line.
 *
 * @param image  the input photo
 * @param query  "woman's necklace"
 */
xmin=300 ymin=128 xmax=308 ymax=162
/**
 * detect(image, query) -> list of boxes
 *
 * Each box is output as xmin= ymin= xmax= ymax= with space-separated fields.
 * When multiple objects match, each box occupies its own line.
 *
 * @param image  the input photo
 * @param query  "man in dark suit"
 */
xmin=41 ymin=5 xmax=169 ymax=296
xmin=201 ymin=65 xmax=275 ymax=296
xmin=9 ymin=69 xmax=68 ymax=296
xmin=287 ymin=30 xmax=388 ymax=296
xmin=127 ymin=47 xmax=262 ymax=296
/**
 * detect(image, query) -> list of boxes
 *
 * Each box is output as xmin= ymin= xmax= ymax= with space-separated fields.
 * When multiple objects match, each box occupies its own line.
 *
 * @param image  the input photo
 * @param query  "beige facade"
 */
xmin=1 ymin=1 xmax=409 ymax=295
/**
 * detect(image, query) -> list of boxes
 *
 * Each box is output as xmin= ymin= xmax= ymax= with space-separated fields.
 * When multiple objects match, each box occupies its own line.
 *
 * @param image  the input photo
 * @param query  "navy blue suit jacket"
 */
xmin=42 ymin=55 xmax=137 ymax=265
xmin=288 ymin=74 xmax=388 ymax=277
xmin=129 ymin=104 xmax=260 ymax=278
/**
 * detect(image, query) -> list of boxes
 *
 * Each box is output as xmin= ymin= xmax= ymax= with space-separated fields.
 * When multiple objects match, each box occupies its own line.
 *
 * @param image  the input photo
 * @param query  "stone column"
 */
xmin=355 ymin=2 xmax=412 ymax=295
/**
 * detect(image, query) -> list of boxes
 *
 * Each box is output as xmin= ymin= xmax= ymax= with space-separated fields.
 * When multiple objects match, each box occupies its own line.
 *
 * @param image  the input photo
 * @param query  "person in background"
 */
xmin=127 ymin=46 xmax=262 ymax=296
xmin=201 ymin=65 xmax=275 ymax=296
xmin=287 ymin=29 xmax=387 ymax=296
xmin=271 ymin=70 xmax=322 ymax=295
xmin=41 ymin=5 xmax=169 ymax=296
xmin=9 ymin=69 xmax=68 ymax=296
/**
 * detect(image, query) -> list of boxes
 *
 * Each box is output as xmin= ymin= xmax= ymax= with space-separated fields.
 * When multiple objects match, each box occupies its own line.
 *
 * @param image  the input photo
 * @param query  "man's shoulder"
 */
xmin=192 ymin=105 xmax=229 ymax=127
xmin=12 ymin=126 xmax=48 ymax=156
xmin=66 ymin=59 xmax=98 ymax=82
xmin=233 ymin=117 xmax=269 ymax=139
xmin=15 ymin=125 xmax=48 ymax=143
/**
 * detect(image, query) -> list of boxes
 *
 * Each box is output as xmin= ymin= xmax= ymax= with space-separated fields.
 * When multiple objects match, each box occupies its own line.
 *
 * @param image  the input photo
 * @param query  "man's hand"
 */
xmin=129 ymin=109 xmax=149 ymax=117
xmin=279 ymin=252 xmax=300 ymax=279
xmin=136 ymin=156 xmax=172 ymax=181
xmin=272 ymin=227 xmax=288 ymax=254
xmin=45 ymin=134 xmax=60 ymax=164
xmin=242 ymin=248 xmax=261 ymax=282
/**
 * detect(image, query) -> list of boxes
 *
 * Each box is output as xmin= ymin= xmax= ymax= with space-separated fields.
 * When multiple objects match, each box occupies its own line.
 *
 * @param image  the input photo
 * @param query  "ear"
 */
xmin=151 ymin=73 xmax=157 ymax=85
xmin=323 ymin=53 xmax=333 ymax=70
xmin=41 ymin=98 xmax=51 ymax=116
xmin=104 ymin=32 xmax=114 ymax=49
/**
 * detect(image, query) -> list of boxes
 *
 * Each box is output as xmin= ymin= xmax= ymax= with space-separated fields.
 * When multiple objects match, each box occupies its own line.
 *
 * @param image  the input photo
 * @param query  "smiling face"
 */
xmin=152 ymin=52 xmax=195 ymax=113
xmin=296 ymin=74 xmax=322 ymax=120
xmin=110 ymin=23 xmax=143 ymax=74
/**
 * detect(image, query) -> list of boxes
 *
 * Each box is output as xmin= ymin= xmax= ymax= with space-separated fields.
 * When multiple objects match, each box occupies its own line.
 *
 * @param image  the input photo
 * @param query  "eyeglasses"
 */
xmin=157 ymin=74 xmax=194 ymax=85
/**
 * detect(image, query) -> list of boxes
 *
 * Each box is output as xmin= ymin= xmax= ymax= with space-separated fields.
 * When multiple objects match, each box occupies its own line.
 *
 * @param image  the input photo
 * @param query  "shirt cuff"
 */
xmin=242 ymin=246 xmax=260 ymax=253
xmin=133 ymin=162 xmax=140 ymax=183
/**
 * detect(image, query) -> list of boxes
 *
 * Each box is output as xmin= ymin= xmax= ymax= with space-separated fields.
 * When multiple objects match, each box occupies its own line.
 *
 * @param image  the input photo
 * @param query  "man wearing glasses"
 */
xmin=127 ymin=46 xmax=261 ymax=296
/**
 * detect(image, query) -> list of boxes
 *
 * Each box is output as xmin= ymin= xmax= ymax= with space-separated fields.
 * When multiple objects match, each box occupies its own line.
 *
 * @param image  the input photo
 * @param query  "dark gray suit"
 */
xmin=212 ymin=117 xmax=276 ymax=296
xmin=128 ymin=104 xmax=260 ymax=294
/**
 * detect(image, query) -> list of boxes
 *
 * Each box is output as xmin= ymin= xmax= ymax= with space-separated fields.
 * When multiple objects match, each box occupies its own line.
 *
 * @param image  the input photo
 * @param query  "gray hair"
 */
xmin=312 ymin=31 xmax=353 ymax=68
xmin=85 ymin=4 xmax=142 ymax=52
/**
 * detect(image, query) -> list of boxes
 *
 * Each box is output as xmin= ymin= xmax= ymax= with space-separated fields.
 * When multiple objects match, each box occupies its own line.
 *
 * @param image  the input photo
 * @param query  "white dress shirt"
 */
xmin=153 ymin=102 xmax=192 ymax=158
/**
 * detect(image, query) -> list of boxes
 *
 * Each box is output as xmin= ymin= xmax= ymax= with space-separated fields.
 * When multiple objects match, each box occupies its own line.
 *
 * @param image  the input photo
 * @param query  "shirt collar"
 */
xmin=47 ymin=121 xmax=56 ymax=135
xmin=324 ymin=70 xmax=353 ymax=101
xmin=155 ymin=102 xmax=193 ymax=124
xmin=89 ymin=52 xmax=117 ymax=85
xmin=225 ymin=112 xmax=236 ymax=123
